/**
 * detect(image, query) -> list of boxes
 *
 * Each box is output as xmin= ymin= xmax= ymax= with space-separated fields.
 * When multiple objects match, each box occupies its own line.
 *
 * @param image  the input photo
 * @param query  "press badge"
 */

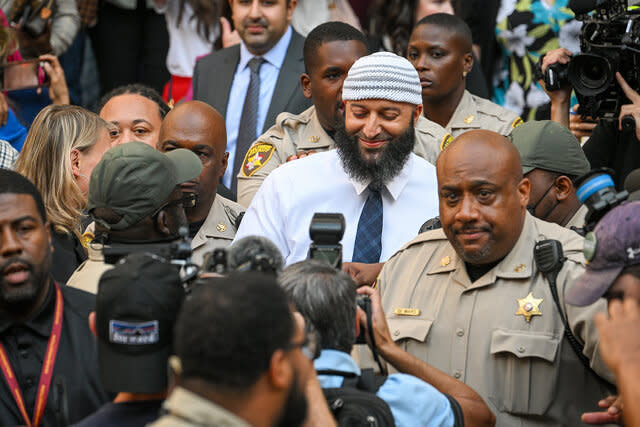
xmin=109 ymin=320 xmax=159 ymax=345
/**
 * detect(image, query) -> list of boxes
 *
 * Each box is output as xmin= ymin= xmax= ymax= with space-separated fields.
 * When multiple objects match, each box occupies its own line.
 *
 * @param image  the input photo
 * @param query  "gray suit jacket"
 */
xmin=192 ymin=30 xmax=312 ymax=134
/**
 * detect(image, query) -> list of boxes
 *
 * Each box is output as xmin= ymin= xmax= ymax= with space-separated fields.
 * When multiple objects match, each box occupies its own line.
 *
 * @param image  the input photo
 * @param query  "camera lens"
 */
xmin=568 ymin=54 xmax=613 ymax=96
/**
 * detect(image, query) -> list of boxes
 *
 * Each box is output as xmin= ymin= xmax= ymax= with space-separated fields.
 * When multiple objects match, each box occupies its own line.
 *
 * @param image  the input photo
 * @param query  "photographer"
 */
xmin=280 ymin=260 xmax=495 ymax=427
xmin=66 ymin=142 xmax=202 ymax=293
xmin=542 ymin=48 xmax=640 ymax=190
xmin=566 ymin=201 xmax=640 ymax=425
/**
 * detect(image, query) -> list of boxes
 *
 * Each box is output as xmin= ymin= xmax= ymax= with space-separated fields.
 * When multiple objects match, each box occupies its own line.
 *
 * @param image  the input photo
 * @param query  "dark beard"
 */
xmin=334 ymin=119 xmax=415 ymax=189
xmin=0 ymin=255 xmax=50 ymax=317
xmin=275 ymin=372 xmax=308 ymax=427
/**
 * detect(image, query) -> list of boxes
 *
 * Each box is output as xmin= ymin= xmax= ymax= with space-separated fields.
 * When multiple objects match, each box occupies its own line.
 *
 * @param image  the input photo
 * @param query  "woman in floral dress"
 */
xmin=494 ymin=0 xmax=581 ymax=120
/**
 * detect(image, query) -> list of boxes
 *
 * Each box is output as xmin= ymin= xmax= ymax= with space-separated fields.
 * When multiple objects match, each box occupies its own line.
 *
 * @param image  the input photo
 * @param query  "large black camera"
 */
xmin=544 ymin=0 xmax=640 ymax=120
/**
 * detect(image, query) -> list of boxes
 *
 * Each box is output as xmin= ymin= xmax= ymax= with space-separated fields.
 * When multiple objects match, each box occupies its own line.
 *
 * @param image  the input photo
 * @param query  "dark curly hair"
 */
xmin=98 ymin=83 xmax=170 ymax=120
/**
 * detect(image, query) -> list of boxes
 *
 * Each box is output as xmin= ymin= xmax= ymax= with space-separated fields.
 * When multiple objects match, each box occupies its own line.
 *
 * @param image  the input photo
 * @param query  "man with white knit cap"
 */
xmin=233 ymin=52 xmax=439 ymax=282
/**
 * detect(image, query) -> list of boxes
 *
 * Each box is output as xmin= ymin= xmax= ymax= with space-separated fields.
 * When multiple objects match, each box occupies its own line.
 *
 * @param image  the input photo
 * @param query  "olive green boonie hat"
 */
xmin=87 ymin=141 xmax=202 ymax=230
xmin=509 ymin=120 xmax=590 ymax=177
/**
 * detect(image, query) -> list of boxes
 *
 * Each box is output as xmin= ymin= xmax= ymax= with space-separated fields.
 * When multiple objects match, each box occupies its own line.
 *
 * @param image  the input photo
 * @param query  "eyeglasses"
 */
xmin=284 ymin=329 xmax=321 ymax=361
xmin=151 ymin=193 xmax=197 ymax=218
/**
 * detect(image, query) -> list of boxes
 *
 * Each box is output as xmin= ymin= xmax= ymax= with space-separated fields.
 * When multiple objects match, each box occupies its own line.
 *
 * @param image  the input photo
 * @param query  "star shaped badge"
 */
xmin=515 ymin=292 xmax=543 ymax=323
xmin=245 ymin=152 xmax=264 ymax=172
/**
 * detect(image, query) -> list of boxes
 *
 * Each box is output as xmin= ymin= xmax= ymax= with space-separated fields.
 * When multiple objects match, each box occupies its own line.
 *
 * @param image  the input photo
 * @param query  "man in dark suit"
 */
xmin=193 ymin=0 xmax=312 ymax=193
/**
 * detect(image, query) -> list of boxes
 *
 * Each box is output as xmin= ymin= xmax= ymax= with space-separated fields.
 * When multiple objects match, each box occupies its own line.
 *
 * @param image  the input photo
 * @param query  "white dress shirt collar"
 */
xmin=238 ymin=25 xmax=293 ymax=71
xmin=350 ymin=154 xmax=415 ymax=201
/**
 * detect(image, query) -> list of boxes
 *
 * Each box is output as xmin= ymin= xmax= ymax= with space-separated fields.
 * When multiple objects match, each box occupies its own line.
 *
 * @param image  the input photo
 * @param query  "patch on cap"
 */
xmin=109 ymin=320 xmax=159 ymax=345
xmin=242 ymin=143 xmax=275 ymax=177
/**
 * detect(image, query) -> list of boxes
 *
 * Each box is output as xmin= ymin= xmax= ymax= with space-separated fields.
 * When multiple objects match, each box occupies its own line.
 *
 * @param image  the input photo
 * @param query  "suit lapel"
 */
xmin=211 ymin=46 xmax=240 ymax=119
xmin=263 ymin=31 xmax=305 ymax=133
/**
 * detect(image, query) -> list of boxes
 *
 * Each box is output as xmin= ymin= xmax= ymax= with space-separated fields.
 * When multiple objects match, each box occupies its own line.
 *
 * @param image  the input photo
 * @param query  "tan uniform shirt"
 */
xmin=445 ymin=90 xmax=523 ymax=138
xmin=149 ymin=387 xmax=251 ymax=427
xmin=565 ymin=204 xmax=588 ymax=231
xmin=66 ymin=243 xmax=113 ymax=293
xmin=377 ymin=213 xmax=614 ymax=426
xmin=237 ymin=106 xmax=452 ymax=206
xmin=236 ymin=106 xmax=335 ymax=207
xmin=191 ymin=195 xmax=245 ymax=265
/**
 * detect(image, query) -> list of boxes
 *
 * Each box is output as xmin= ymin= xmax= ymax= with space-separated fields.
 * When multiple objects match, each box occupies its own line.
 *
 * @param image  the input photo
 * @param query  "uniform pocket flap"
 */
xmin=387 ymin=317 xmax=433 ymax=343
xmin=490 ymin=329 xmax=560 ymax=362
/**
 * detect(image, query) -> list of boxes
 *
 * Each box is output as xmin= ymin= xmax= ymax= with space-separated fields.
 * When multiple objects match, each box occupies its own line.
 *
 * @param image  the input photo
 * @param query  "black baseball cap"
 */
xmin=95 ymin=253 xmax=185 ymax=393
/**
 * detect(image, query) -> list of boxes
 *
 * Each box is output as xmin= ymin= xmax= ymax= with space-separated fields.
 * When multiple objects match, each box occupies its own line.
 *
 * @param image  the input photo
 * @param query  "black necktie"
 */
xmin=232 ymin=56 xmax=265 ymax=192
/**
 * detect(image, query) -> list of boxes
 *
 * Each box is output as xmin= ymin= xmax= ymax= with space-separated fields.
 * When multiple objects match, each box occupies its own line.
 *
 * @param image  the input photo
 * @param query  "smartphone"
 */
xmin=0 ymin=59 xmax=49 ymax=92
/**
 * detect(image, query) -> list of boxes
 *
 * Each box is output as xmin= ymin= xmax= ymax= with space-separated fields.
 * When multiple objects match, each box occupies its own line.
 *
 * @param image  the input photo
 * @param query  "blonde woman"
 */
xmin=14 ymin=105 xmax=114 ymax=283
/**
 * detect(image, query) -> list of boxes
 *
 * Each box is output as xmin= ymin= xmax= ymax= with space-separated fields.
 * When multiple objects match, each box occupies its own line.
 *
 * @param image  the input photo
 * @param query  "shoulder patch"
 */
xmin=512 ymin=117 xmax=524 ymax=129
xmin=440 ymin=133 xmax=454 ymax=151
xmin=242 ymin=143 xmax=275 ymax=176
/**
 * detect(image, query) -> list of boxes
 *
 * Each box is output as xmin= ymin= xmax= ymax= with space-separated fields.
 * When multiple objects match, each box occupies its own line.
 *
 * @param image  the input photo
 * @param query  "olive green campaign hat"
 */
xmin=87 ymin=141 xmax=202 ymax=230
xmin=509 ymin=120 xmax=590 ymax=177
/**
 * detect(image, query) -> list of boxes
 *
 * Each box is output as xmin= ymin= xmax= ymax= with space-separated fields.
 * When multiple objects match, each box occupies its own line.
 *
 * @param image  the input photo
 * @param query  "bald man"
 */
xmin=374 ymin=130 xmax=615 ymax=426
xmin=157 ymin=101 xmax=245 ymax=265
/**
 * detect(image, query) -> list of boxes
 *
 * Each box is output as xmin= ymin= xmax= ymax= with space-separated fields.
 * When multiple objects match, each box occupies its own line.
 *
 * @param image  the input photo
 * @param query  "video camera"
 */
xmin=99 ymin=226 xmax=199 ymax=287
xmin=542 ymin=0 xmax=640 ymax=121
xmin=575 ymin=168 xmax=630 ymax=232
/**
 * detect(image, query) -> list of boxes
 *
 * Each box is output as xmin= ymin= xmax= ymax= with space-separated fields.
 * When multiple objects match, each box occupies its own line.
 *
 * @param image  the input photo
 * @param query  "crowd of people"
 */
xmin=1 ymin=0 xmax=640 ymax=426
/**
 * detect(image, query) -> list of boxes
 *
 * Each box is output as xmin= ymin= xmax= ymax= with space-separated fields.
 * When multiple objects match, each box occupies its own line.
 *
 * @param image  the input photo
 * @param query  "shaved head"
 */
xmin=158 ymin=101 xmax=228 ymax=223
xmin=436 ymin=130 xmax=530 ymax=265
xmin=437 ymin=130 xmax=524 ymax=185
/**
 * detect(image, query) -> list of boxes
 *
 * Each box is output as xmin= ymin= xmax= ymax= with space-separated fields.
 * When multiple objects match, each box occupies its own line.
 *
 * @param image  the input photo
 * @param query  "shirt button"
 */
xmin=518 ymin=346 xmax=525 ymax=353
xmin=454 ymin=370 xmax=461 ymax=379
xmin=393 ymin=330 xmax=400 ymax=337
xmin=20 ymin=350 xmax=29 ymax=359
xmin=25 ymin=377 xmax=34 ymax=387
xmin=456 ymin=328 xmax=464 ymax=337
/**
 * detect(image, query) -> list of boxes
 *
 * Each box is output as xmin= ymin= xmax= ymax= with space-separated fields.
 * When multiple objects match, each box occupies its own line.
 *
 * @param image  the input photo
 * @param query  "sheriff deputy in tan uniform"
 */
xmin=157 ymin=101 xmax=244 ymax=265
xmin=67 ymin=142 xmax=202 ymax=293
xmin=377 ymin=131 xmax=615 ymax=426
xmin=236 ymin=22 xmax=453 ymax=206
xmin=407 ymin=13 xmax=522 ymax=151
xmin=511 ymin=120 xmax=591 ymax=231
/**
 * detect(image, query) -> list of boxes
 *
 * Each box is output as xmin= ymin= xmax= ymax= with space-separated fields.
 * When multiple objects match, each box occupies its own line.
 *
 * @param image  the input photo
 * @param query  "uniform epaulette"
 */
xmin=473 ymin=95 xmax=520 ymax=123
xmin=398 ymin=228 xmax=448 ymax=252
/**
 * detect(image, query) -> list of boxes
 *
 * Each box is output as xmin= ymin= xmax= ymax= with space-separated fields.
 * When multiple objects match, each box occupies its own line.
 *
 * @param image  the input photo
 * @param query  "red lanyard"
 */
xmin=0 ymin=283 xmax=63 ymax=427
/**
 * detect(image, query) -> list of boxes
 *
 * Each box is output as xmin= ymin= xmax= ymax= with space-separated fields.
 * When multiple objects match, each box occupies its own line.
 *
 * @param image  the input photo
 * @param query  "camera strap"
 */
xmin=0 ymin=282 xmax=63 ymax=427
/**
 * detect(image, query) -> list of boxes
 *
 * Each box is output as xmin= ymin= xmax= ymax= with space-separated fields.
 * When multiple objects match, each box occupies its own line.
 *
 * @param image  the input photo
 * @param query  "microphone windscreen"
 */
xmin=227 ymin=235 xmax=284 ymax=272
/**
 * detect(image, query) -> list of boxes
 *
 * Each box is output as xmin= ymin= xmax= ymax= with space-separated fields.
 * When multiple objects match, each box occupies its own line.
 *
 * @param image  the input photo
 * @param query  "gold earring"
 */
xmin=463 ymin=71 xmax=468 ymax=77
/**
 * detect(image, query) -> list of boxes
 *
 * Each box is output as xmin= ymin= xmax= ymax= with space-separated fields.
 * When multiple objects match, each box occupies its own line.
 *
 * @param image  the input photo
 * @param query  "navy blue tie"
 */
xmin=352 ymin=186 xmax=383 ymax=263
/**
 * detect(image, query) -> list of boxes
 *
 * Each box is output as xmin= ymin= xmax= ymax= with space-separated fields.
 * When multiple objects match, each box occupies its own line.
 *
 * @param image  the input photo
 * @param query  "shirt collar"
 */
xmin=238 ymin=26 xmax=292 ymax=72
xmin=314 ymin=349 xmax=361 ymax=375
xmin=0 ymin=280 xmax=56 ymax=337
xmin=427 ymin=212 xmax=536 ymax=287
xmin=163 ymin=387 xmax=251 ymax=427
xmin=351 ymin=154 xmax=415 ymax=201
xmin=447 ymin=90 xmax=479 ymax=129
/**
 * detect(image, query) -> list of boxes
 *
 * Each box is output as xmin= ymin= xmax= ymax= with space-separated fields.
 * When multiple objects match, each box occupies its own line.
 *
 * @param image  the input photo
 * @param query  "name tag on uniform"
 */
xmin=394 ymin=308 xmax=420 ymax=316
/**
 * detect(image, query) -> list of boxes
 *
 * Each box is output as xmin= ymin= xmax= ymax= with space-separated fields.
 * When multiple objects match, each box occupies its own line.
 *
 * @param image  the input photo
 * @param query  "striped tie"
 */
xmin=352 ymin=185 xmax=383 ymax=263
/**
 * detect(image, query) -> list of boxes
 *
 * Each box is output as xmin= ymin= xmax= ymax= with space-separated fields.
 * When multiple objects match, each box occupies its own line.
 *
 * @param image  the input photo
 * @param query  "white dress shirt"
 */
xmin=233 ymin=150 xmax=439 ymax=265
xmin=223 ymin=26 xmax=293 ymax=188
